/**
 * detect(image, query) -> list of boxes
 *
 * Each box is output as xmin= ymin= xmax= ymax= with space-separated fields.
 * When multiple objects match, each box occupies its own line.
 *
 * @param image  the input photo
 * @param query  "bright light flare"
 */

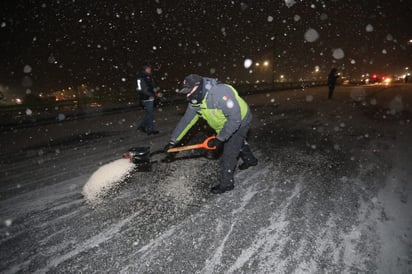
xmin=384 ymin=77 xmax=392 ymax=85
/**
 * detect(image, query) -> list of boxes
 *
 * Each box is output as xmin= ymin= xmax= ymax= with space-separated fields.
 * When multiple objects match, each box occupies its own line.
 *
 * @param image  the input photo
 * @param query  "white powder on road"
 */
xmin=82 ymin=159 xmax=135 ymax=203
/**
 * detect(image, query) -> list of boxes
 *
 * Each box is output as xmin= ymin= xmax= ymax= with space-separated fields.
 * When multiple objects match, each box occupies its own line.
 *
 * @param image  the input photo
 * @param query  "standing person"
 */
xmin=164 ymin=74 xmax=258 ymax=194
xmin=327 ymin=68 xmax=339 ymax=99
xmin=136 ymin=63 xmax=159 ymax=135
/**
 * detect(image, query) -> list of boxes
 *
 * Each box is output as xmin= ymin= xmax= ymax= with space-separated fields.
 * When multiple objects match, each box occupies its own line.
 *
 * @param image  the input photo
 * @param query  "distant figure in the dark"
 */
xmin=136 ymin=63 xmax=160 ymax=135
xmin=405 ymin=74 xmax=410 ymax=83
xmin=327 ymin=68 xmax=339 ymax=99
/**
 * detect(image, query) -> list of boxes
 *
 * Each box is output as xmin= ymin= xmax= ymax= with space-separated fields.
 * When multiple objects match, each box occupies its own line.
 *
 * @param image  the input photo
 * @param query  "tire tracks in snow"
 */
xmin=225 ymin=180 xmax=302 ymax=273
xmin=34 ymin=209 xmax=143 ymax=274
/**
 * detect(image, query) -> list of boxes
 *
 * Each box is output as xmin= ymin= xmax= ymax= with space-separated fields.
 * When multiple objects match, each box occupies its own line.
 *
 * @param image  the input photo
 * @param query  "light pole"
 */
xmin=263 ymin=60 xmax=270 ymax=84
xmin=272 ymin=38 xmax=276 ymax=89
xmin=255 ymin=60 xmax=271 ymax=84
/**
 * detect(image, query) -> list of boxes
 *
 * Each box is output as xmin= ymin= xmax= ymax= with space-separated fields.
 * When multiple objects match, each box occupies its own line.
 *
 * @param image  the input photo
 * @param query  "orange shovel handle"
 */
xmin=167 ymin=136 xmax=216 ymax=153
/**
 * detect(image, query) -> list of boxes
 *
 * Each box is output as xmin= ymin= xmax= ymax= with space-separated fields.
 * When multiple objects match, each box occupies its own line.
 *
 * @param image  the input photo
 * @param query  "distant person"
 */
xmin=164 ymin=74 xmax=258 ymax=194
xmin=327 ymin=68 xmax=339 ymax=99
xmin=136 ymin=63 xmax=159 ymax=135
xmin=405 ymin=74 xmax=410 ymax=83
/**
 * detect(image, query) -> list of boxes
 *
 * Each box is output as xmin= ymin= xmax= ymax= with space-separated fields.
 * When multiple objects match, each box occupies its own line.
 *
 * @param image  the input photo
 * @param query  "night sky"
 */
xmin=1 ymin=0 xmax=411 ymax=95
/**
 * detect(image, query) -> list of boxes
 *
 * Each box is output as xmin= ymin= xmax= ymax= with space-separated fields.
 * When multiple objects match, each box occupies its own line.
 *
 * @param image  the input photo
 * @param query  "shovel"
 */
xmin=166 ymin=135 xmax=216 ymax=153
xmin=123 ymin=136 xmax=217 ymax=166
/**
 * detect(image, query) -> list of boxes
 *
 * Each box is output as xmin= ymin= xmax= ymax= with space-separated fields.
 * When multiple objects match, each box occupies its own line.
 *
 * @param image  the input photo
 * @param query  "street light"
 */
xmin=263 ymin=60 xmax=269 ymax=67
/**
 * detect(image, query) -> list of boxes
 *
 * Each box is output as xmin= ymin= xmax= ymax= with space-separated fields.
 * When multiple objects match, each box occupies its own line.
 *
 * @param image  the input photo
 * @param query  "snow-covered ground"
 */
xmin=0 ymin=84 xmax=411 ymax=273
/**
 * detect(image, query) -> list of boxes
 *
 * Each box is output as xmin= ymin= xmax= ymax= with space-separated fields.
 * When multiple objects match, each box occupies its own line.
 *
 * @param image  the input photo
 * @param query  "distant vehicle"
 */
xmin=363 ymin=74 xmax=392 ymax=85
xmin=369 ymin=74 xmax=383 ymax=84
xmin=89 ymin=102 xmax=102 ymax=108
xmin=382 ymin=76 xmax=392 ymax=85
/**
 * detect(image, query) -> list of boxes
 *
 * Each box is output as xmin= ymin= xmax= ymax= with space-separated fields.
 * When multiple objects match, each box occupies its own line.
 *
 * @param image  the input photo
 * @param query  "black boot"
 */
xmin=147 ymin=129 xmax=159 ymax=135
xmin=137 ymin=126 xmax=146 ymax=133
xmin=238 ymin=159 xmax=258 ymax=170
xmin=211 ymin=184 xmax=234 ymax=194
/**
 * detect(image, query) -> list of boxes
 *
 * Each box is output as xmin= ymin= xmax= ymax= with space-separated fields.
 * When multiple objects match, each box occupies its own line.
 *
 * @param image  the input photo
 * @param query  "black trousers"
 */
xmin=219 ymin=124 xmax=256 ymax=187
xmin=139 ymin=100 xmax=155 ymax=131
xmin=328 ymin=85 xmax=335 ymax=99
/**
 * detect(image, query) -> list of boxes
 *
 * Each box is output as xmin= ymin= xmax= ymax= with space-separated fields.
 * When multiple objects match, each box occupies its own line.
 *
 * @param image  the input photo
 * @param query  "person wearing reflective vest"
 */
xmin=136 ymin=63 xmax=160 ymax=135
xmin=164 ymin=74 xmax=258 ymax=194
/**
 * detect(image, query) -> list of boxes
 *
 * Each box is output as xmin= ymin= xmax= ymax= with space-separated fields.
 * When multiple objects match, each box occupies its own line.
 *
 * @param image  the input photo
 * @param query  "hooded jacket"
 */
xmin=170 ymin=77 xmax=252 ymax=142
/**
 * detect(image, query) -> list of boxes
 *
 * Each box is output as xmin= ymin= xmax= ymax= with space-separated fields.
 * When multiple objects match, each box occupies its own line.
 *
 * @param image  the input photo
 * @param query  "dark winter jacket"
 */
xmin=137 ymin=71 xmax=156 ymax=101
xmin=170 ymin=77 xmax=252 ymax=143
xmin=327 ymin=69 xmax=339 ymax=87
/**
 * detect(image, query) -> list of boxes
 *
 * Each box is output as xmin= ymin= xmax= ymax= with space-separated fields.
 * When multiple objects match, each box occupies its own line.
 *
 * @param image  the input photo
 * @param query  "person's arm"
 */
xmin=170 ymin=104 xmax=200 ymax=143
xmin=152 ymin=77 xmax=160 ymax=92
xmin=213 ymin=88 xmax=242 ymax=141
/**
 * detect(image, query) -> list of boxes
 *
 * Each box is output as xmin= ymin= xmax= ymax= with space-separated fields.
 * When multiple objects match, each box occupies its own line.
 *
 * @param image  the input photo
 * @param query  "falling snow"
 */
xmin=0 ymin=1 xmax=411 ymax=273
xmin=23 ymin=65 xmax=32 ymax=74
xmin=57 ymin=113 xmax=66 ymax=121
xmin=244 ymin=59 xmax=253 ymax=69
xmin=305 ymin=95 xmax=314 ymax=102
xmin=366 ymin=24 xmax=374 ymax=32
xmin=304 ymin=28 xmax=319 ymax=43
xmin=332 ymin=48 xmax=345 ymax=59
xmin=284 ymin=0 xmax=296 ymax=8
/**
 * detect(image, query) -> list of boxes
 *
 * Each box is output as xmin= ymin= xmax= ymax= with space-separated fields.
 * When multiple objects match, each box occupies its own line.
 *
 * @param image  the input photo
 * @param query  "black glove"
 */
xmin=164 ymin=141 xmax=176 ymax=152
xmin=207 ymin=138 xmax=223 ymax=150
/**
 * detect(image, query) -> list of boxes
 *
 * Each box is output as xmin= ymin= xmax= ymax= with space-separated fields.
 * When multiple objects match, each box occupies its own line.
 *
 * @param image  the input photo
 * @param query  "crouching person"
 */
xmin=164 ymin=74 xmax=258 ymax=194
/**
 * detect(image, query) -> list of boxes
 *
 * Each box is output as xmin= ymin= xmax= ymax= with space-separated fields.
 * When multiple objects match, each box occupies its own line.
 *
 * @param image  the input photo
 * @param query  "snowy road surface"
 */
xmin=1 ymin=84 xmax=411 ymax=273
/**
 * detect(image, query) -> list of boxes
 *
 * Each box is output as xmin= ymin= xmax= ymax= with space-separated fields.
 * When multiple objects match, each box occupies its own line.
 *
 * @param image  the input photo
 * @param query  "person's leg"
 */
xmin=145 ymin=100 xmax=159 ymax=134
xmin=142 ymin=101 xmax=151 ymax=129
xmin=145 ymin=100 xmax=154 ymax=130
xmin=212 ymin=125 xmax=249 ymax=193
xmin=238 ymin=139 xmax=258 ymax=170
xmin=141 ymin=100 xmax=158 ymax=134
xmin=328 ymin=86 xmax=333 ymax=99
xmin=138 ymin=101 xmax=149 ymax=131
